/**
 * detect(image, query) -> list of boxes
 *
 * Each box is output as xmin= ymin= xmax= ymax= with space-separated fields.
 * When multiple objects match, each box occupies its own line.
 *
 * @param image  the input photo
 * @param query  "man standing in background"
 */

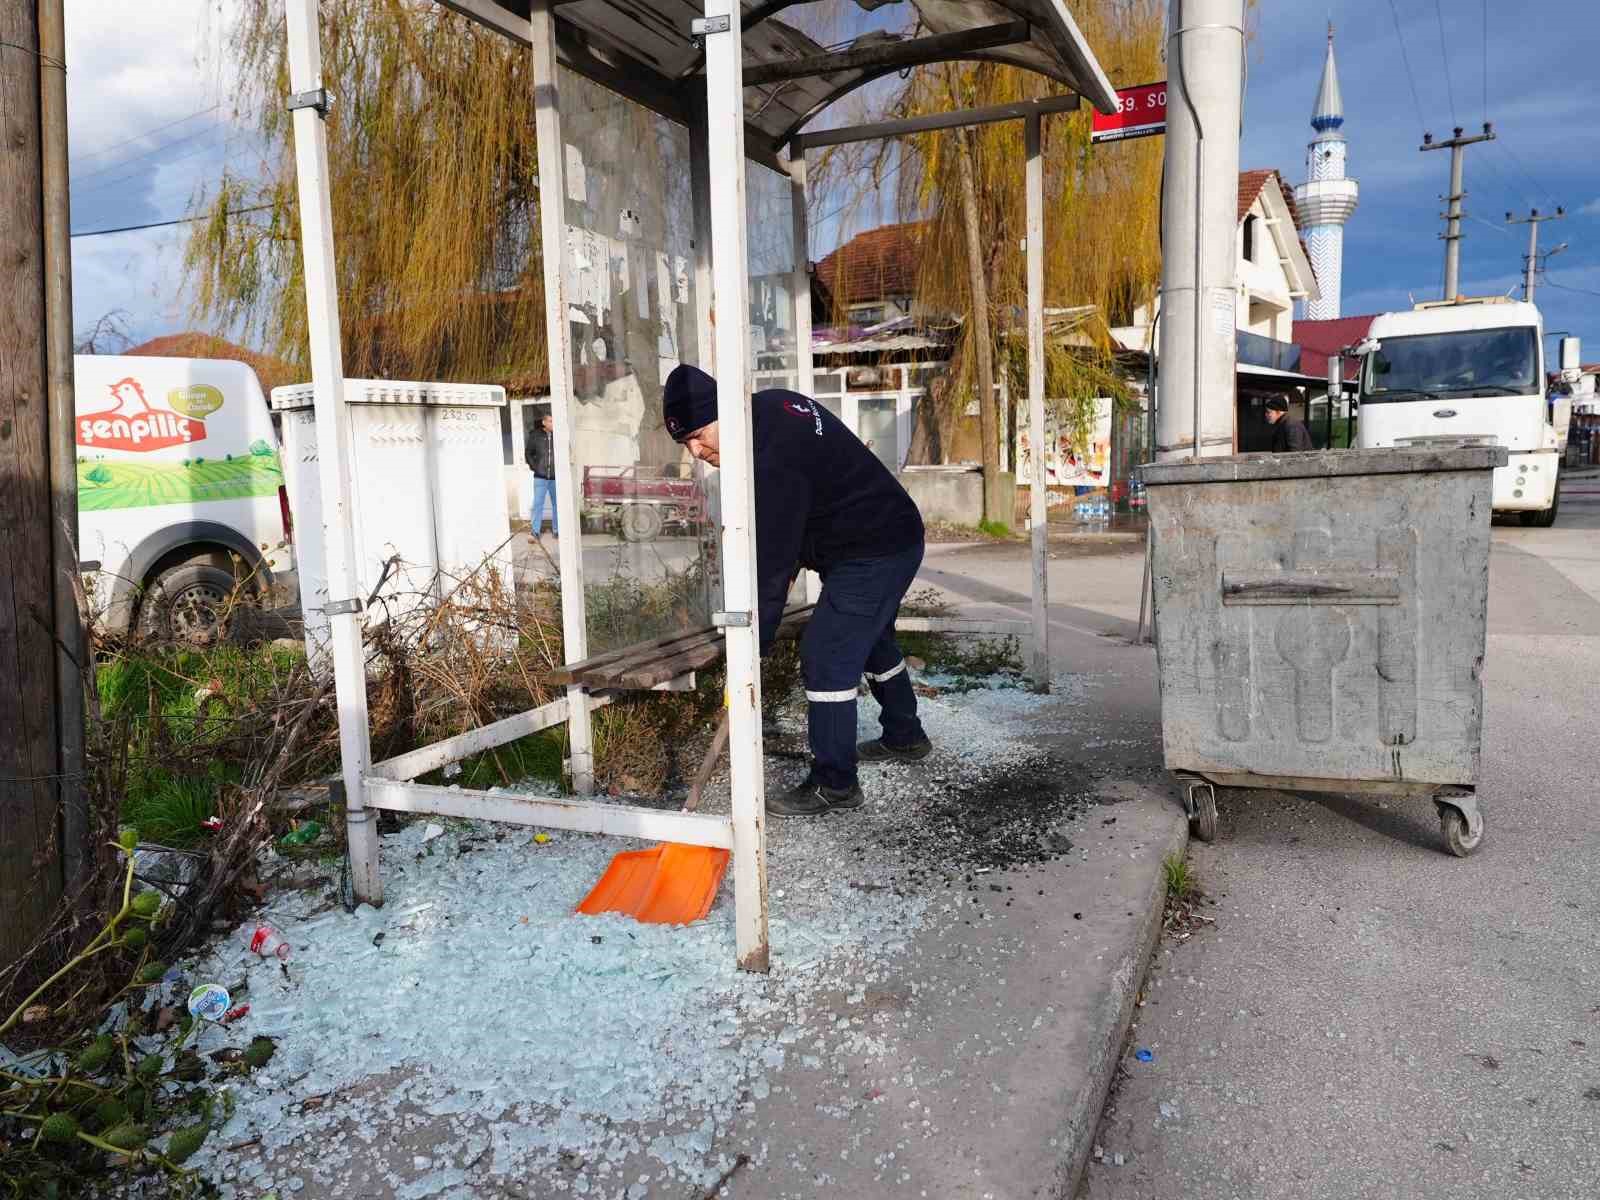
xmin=525 ymin=408 xmax=558 ymax=539
xmin=1265 ymin=397 xmax=1314 ymax=451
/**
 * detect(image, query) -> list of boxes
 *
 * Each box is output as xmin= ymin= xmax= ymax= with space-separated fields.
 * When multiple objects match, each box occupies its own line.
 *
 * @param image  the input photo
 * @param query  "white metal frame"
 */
xmin=283 ymin=0 xmax=1103 ymax=971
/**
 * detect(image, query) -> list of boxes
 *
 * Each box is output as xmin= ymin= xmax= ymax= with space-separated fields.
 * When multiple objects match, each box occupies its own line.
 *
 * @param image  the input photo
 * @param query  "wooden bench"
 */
xmin=550 ymin=604 xmax=815 ymax=691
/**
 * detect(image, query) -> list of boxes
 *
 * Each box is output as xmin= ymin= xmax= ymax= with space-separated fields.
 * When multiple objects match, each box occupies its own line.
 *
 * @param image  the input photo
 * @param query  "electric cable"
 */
xmin=70 ymin=204 xmax=273 ymax=240
xmin=1386 ymin=0 xmax=1428 ymax=133
xmin=1433 ymin=0 xmax=1458 ymax=125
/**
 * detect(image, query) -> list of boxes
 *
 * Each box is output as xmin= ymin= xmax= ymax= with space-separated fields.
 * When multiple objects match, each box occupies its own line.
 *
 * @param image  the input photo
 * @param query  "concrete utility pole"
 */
xmin=1157 ymin=0 xmax=1246 ymax=461
xmin=1420 ymin=123 xmax=1494 ymax=300
xmin=1507 ymin=207 xmax=1565 ymax=303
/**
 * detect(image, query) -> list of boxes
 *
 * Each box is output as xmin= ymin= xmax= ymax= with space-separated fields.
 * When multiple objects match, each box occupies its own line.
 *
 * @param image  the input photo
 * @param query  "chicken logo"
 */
xmin=76 ymin=377 xmax=207 ymax=452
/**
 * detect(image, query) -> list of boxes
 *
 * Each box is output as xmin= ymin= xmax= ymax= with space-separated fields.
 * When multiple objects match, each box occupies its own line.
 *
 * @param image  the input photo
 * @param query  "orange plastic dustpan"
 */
xmin=576 ymin=843 xmax=730 ymax=925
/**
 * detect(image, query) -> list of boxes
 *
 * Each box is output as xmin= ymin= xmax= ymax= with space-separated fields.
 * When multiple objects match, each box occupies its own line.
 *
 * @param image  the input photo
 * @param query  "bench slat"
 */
xmin=551 ymin=604 xmax=815 ymax=690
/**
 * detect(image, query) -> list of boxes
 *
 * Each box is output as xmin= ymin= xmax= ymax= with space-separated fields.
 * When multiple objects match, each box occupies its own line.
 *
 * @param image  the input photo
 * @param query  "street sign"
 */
xmin=1091 ymin=81 xmax=1167 ymax=144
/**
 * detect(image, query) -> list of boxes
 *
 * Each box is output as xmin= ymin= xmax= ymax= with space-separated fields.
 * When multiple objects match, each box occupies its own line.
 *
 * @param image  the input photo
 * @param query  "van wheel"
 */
xmin=1521 ymin=474 xmax=1560 ymax=527
xmin=139 ymin=563 xmax=241 ymax=643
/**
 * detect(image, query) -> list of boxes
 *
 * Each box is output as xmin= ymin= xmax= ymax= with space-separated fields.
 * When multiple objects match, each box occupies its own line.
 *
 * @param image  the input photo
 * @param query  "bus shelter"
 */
xmin=282 ymin=0 xmax=1117 ymax=971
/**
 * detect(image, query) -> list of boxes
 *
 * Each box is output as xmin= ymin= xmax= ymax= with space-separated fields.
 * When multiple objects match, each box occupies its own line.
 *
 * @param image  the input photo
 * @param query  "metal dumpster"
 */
xmin=1138 ymin=446 xmax=1507 ymax=856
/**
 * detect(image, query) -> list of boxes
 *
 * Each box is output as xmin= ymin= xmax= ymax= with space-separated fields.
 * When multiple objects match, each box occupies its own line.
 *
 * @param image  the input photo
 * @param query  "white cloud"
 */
xmin=1579 ymin=198 xmax=1600 ymax=217
xmin=66 ymin=1 xmax=246 ymax=344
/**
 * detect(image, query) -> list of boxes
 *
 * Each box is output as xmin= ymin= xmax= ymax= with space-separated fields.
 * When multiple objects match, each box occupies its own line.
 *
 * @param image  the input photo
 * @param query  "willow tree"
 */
xmin=185 ymin=0 xmax=549 ymax=389
xmin=814 ymin=0 xmax=1165 ymax=500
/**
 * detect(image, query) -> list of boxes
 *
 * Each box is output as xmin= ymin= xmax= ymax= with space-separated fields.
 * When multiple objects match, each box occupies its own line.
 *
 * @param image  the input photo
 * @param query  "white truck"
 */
xmin=1353 ymin=298 xmax=1573 ymax=526
xmin=75 ymin=355 xmax=294 ymax=637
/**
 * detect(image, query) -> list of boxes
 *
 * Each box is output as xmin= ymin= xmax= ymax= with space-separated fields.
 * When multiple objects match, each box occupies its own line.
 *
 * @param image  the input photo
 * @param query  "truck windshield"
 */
xmin=1362 ymin=326 xmax=1539 ymax=402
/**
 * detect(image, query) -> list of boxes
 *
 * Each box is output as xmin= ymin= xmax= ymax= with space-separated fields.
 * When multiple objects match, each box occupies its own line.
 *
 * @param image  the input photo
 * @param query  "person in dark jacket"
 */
xmin=1265 ymin=397 xmax=1314 ymax=452
xmin=663 ymin=364 xmax=932 ymax=817
xmin=524 ymin=409 xmax=558 ymax=537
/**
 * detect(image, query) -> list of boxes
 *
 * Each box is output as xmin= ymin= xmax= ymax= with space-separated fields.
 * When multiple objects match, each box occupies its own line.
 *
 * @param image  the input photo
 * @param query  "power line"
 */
xmin=1462 ymin=212 xmax=1510 ymax=236
xmin=1386 ymin=0 xmax=1427 ymax=132
xmin=71 ymin=118 xmax=225 ymax=187
xmin=1498 ymin=139 xmax=1559 ymax=210
xmin=69 ymin=103 xmax=221 ymax=167
xmin=1480 ymin=0 xmax=1488 ymax=126
xmin=1539 ymin=274 xmax=1600 ymax=301
xmin=70 ymin=204 xmax=272 ymax=240
xmin=1433 ymin=0 xmax=1458 ymax=125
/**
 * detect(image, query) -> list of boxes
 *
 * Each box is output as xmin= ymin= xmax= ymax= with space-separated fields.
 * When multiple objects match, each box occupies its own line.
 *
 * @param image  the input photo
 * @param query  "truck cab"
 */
xmin=1354 ymin=297 xmax=1570 ymax=525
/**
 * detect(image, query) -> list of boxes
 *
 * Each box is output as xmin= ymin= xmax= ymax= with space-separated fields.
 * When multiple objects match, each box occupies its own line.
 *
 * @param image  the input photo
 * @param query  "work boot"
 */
xmin=857 ymin=735 xmax=933 ymax=763
xmin=766 ymin=776 xmax=832 ymax=817
xmin=767 ymin=775 xmax=863 ymax=816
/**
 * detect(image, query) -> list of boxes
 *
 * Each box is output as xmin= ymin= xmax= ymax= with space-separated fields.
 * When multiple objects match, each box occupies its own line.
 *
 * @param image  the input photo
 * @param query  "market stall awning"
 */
xmin=447 ymin=0 xmax=1118 ymax=153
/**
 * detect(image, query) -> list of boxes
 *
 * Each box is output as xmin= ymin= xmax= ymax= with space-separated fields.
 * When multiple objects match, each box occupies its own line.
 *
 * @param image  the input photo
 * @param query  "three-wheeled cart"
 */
xmin=1138 ymin=446 xmax=1507 ymax=857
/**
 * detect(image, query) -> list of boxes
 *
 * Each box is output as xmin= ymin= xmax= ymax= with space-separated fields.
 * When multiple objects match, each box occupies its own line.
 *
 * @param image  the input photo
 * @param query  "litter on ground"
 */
xmin=151 ymin=676 xmax=1114 ymax=1199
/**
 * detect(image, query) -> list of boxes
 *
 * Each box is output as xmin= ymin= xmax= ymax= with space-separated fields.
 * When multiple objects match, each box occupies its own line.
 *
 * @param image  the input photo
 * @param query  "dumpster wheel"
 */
xmin=1185 ymin=781 xmax=1218 ymax=843
xmin=1436 ymin=797 xmax=1484 ymax=858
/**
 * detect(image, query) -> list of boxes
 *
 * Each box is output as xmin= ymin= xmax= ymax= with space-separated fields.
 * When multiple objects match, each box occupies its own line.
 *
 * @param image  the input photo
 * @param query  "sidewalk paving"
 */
xmin=170 ymin=542 xmax=1178 ymax=1200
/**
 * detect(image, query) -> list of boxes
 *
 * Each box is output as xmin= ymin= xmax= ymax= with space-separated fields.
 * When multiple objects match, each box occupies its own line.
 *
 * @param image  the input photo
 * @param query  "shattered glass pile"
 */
xmin=164 ymin=676 xmax=1109 ymax=1199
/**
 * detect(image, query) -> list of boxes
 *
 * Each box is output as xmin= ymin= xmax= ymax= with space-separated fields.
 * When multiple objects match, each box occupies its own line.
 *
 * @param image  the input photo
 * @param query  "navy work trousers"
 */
xmin=799 ymin=542 xmax=927 ymax=790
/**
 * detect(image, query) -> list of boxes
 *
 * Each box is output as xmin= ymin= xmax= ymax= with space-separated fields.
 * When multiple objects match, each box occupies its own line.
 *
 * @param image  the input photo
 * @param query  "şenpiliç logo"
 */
xmin=76 ymin=378 xmax=209 ymax=452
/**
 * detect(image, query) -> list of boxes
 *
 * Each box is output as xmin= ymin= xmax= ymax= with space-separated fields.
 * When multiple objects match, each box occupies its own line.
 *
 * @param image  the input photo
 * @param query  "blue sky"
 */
xmin=65 ymin=1 xmax=1600 ymax=354
xmin=1243 ymin=1 xmax=1600 ymax=347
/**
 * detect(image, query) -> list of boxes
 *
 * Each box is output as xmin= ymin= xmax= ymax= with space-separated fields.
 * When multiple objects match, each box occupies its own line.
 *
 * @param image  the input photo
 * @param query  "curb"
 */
xmin=1053 ymin=787 xmax=1189 ymax=1199
xmin=1047 ymin=530 xmax=1146 ymax=545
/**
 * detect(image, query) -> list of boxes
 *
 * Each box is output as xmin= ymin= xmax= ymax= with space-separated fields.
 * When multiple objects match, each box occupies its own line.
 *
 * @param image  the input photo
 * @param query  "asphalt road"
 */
xmin=1081 ymin=479 xmax=1600 ymax=1200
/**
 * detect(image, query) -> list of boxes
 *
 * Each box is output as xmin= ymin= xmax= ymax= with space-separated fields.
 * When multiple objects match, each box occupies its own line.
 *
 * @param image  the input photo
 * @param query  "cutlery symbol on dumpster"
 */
xmin=1274 ymin=606 xmax=1352 ymax=744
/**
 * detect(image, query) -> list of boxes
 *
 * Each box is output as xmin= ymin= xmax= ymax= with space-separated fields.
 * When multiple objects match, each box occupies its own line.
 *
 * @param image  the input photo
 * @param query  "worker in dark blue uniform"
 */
xmin=663 ymin=364 xmax=932 ymax=816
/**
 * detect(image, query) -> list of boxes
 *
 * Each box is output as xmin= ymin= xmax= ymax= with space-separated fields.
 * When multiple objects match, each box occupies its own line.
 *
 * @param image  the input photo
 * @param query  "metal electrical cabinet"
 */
xmin=272 ymin=380 xmax=512 ymax=665
xmin=1138 ymin=446 xmax=1506 ymax=856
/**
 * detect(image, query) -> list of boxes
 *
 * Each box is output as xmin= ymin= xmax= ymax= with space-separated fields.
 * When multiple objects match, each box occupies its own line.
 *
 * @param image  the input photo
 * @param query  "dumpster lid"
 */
xmin=269 ymin=379 xmax=508 ymax=412
xmin=1135 ymin=446 xmax=1508 ymax=486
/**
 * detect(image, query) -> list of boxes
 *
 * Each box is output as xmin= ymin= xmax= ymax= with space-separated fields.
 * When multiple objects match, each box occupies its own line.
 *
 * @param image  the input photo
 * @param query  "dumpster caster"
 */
xmin=1436 ymin=797 xmax=1484 ymax=858
xmin=1185 ymin=781 xmax=1218 ymax=843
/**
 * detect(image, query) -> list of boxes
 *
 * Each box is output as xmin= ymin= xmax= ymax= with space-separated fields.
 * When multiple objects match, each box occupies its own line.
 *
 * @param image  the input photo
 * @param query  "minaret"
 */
xmin=1294 ymin=24 xmax=1359 ymax=320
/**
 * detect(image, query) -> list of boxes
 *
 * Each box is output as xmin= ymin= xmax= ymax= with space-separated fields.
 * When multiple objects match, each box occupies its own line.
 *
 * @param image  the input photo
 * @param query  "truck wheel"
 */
xmin=139 ymin=563 xmax=241 ymax=643
xmin=619 ymin=504 xmax=663 ymax=543
xmin=1521 ymin=474 xmax=1560 ymax=527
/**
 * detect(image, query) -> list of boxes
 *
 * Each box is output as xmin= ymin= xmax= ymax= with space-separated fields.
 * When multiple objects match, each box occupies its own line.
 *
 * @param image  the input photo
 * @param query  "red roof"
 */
xmin=1293 ymin=314 xmax=1379 ymax=380
xmin=814 ymin=222 xmax=923 ymax=307
xmin=122 ymin=332 xmax=300 ymax=394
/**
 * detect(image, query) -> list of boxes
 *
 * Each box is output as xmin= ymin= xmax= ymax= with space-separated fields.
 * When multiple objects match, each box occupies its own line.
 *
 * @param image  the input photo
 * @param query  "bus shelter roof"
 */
xmin=442 ymin=0 xmax=1118 ymax=159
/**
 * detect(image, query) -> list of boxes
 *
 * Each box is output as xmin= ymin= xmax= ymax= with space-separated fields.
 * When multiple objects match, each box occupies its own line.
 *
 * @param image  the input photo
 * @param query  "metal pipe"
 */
xmin=702 ymin=0 xmax=772 ymax=973
xmin=283 ymin=0 xmax=383 ymax=904
xmin=39 ymin=0 xmax=87 ymax=895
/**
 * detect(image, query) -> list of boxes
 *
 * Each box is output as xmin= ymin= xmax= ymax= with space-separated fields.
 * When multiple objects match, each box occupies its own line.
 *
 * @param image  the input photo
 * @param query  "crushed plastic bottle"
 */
xmin=243 ymin=922 xmax=293 ymax=962
xmin=277 ymin=820 xmax=322 ymax=848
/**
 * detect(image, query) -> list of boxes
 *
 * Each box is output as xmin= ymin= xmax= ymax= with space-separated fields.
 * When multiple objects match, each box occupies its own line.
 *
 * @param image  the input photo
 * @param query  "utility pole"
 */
xmin=2 ymin=0 xmax=83 ymax=973
xmin=1420 ymin=123 xmax=1494 ymax=300
xmin=1157 ymin=0 xmax=1245 ymax=461
xmin=1507 ymin=207 xmax=1565 ymax=303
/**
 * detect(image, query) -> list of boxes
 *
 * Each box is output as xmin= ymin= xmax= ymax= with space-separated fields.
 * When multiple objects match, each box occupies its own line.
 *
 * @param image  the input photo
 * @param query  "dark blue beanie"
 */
xmin=663 ymin=364 xmax=719 ymax=442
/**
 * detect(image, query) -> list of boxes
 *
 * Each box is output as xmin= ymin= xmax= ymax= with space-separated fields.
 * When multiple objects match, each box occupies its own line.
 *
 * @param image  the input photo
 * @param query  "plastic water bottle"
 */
xmin=242 ymin=922 xmax=292 ymax=962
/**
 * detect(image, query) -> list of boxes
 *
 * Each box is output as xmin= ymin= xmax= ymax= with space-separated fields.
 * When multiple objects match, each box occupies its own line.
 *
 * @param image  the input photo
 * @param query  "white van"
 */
xmin=74 ymin=355 xmax=294 ymax=637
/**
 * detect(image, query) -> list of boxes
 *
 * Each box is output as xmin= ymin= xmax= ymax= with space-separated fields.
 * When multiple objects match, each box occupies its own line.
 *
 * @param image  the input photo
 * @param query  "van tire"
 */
xmin=139 ymin=562 xmax=242 ymax=643
xmin=1521 ymin=473 xmax=1560 ymax=528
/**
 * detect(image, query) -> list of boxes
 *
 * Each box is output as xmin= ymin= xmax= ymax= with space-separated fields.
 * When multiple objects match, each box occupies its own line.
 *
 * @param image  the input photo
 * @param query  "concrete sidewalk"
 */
xmin=180 ymin=542 xmax=1182 ymax=1200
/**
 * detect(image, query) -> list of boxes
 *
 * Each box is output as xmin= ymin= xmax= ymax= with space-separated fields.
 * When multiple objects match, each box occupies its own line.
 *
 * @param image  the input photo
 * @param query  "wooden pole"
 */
xmin=0 ymin=0 xmax=65 ymax=967
xmin=40 ymin=0 xmax=87 ymax=897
